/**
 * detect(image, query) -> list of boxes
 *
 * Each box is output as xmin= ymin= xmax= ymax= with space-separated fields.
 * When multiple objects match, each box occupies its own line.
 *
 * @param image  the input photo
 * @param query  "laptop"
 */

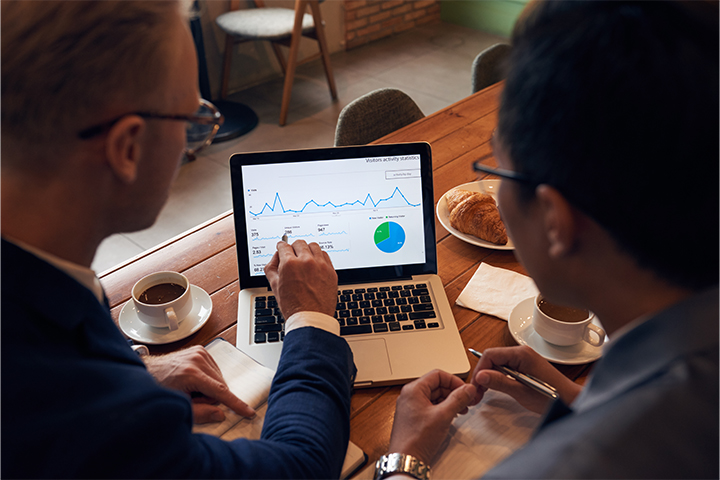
xmin=229 ymin=142 xmax=470 ymax=387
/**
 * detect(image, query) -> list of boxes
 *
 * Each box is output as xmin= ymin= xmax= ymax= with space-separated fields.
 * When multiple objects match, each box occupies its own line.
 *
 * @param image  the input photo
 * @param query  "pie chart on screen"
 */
xmin=374 ymin=221 xmax=405 ymax=253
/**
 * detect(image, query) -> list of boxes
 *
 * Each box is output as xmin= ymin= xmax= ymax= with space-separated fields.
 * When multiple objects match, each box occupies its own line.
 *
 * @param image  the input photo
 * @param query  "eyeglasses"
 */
xmin=472 ymin=161 xmax=539 ymax=187
xmin=77 ymin=98 xmax=224 ymax=160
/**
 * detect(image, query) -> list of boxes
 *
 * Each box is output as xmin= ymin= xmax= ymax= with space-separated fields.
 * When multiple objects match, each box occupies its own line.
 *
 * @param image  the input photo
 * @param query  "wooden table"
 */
xmin=101 ymin=82 xmax=594 ymax=471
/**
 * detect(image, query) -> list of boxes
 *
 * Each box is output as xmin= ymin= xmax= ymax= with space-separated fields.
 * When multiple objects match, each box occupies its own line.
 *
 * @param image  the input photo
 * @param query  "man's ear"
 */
xmin=535 ymin=185 xmax=577 ymax=259
xmin=105 ymin=115 xmax=146 ymax=185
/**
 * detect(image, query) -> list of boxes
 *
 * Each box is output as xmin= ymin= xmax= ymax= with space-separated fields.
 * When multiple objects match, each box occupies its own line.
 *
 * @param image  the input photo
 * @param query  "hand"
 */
xmin=388 ymin=370 xmax=476 ymax=465
xmin=264 ymin=239 xmax=338 ymax=318
xmin=469 ymin=345 xmax=582 ymax=414
xmin=143 ymin=345 xmax=255 ymax=424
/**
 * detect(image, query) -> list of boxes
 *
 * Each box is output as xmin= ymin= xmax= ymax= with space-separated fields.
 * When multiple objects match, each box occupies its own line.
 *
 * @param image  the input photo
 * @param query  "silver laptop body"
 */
xmin=230 ymin=143 xmax=470 ymax=387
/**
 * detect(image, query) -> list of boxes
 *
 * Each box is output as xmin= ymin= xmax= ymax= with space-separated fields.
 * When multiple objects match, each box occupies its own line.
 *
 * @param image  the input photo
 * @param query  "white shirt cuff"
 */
xmin=285 ymin=311 xmax=340 ymax=337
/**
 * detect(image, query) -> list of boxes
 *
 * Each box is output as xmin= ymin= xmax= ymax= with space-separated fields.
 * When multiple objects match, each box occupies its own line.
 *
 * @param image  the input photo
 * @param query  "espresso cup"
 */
xmin=131 ymin=271 xmax=192 ymax=331
xmin=532 ymin=295 xmax=605 ymax=347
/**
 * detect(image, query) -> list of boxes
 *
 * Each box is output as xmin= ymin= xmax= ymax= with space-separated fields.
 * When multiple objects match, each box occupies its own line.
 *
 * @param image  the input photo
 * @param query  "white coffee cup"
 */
xmin=131 ymin=271 xmax=192 ymax=331
xmin=532 ymin=294 xmax=605 ymax=347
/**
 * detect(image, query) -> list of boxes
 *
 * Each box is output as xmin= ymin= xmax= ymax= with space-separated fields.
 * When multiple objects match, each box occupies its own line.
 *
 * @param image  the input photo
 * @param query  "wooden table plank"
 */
xmin=437 ymin=235 xmax=496 ymax=286
xmin=378 ymin=83 xmax=503 ymax=151
xmin=101 ymin=212 xmax=236 ymax=306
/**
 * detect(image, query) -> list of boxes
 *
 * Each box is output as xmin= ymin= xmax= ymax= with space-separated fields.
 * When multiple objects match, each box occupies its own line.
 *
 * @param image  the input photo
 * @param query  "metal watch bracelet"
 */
xmin=375 ymin=453 xmax=430 ymax=480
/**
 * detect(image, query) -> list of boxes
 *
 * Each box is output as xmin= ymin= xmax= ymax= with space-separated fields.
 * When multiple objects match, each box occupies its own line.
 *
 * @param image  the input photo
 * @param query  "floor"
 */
xmin=92 ymin=21 xmax=507 ymax=274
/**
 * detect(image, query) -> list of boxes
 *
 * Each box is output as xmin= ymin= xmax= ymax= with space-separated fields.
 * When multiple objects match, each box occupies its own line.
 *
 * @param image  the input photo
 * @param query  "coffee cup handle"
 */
xmin=164 ymin=308 xmax=179 ymax=331
xmin=583 ymin=323 xmax=605 ymax=347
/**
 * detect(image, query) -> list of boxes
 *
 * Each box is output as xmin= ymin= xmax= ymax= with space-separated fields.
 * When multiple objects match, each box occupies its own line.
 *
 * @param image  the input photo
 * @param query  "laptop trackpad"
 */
xmin=348 ymin=338 xmax=392 ymax=383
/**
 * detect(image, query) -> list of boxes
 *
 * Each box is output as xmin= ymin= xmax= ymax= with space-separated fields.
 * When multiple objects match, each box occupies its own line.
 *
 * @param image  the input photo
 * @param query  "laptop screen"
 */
xmin=230 ymin=143 xmax=437 ymax=288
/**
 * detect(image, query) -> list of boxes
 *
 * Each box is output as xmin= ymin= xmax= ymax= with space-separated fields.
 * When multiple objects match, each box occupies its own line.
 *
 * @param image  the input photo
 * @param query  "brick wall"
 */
xmin=344 ymin=0 xmax=441 ymax=50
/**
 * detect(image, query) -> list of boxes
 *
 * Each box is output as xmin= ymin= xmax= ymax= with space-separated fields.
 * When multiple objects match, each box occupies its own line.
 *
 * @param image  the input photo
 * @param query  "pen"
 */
xmin=468 ymin=348 xmax=560 ymax=400
xmin=281 ymin=233 xmax=288 ymax=243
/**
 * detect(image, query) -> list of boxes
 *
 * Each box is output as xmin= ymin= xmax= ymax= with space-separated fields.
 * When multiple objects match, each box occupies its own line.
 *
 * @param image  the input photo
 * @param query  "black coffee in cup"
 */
xmin=139 ymin=283 xmax=186 ymax=305
xmin=537 ymin=298 xmax=589 ymax=323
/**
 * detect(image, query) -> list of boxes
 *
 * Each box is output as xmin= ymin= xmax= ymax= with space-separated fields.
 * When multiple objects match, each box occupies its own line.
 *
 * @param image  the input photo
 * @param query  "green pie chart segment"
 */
xmin=374 ymin=221 xmax=405 ymax=253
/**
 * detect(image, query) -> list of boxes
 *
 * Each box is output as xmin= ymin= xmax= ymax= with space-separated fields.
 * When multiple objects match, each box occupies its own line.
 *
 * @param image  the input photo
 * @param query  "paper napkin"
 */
xmin=456 ymin=263 xmax=539 ymax=321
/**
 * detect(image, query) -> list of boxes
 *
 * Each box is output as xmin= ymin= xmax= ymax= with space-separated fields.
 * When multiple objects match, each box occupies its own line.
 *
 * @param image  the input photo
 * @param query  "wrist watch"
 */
xmin=374 ymin=453 xmax=430 ymax=480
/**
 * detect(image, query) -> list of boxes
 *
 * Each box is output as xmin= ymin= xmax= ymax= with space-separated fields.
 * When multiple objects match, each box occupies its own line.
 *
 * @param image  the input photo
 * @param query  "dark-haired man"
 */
xmin=381 ymin=1 xmax=719 ymax=478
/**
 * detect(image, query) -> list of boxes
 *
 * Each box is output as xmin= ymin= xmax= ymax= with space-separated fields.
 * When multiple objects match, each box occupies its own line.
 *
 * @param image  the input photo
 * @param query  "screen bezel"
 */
xmin=229 ymin=142 xmax=436 ymax=289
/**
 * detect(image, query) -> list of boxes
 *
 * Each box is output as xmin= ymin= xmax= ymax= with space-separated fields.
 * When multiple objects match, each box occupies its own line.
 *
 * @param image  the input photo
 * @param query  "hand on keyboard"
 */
xmin=264 ymin=239 xmax=338 ymax=319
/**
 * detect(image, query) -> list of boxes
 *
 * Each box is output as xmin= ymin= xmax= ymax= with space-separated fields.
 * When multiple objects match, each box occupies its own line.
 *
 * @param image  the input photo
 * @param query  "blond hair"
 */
xmin=1 ymin=0 xmax=187 ymax=162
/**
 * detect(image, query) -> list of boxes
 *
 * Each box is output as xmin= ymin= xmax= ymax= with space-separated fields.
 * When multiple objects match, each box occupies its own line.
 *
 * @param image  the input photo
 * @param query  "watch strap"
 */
xmin=375 ymin=453 xmax=430 ymax=480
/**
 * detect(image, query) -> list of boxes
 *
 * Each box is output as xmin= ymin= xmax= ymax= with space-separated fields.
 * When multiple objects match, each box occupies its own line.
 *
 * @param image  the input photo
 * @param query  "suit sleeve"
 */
xmin=175 ymin=326 xmax=356 ymax=479
xmin=260 ymin=326 xmax=356 ymax=477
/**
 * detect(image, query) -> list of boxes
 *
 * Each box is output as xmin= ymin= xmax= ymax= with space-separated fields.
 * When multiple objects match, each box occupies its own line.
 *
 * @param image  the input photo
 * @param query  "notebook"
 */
xmin=229 ymin=142 xmax=470 ymax=387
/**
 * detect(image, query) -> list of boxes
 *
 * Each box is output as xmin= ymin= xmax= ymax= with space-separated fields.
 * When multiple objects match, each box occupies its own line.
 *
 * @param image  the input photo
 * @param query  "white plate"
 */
xmin=118 ymin=285 xmax=213 ymax=345
xmin=507 ymin=297 xmax=605 ymax=365
xmin=436 ymin=180 xmax=514 ymax=250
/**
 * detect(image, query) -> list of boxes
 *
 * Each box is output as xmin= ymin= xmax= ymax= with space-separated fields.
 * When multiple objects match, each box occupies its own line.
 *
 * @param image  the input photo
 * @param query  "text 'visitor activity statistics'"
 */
xmin=241 ymin=154 xmax=426 ymax=276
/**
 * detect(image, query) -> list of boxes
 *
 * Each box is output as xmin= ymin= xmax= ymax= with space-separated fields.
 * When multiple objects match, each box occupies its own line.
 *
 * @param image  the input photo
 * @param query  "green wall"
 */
xmin=440 ymin=0 xmax=529 ymax=38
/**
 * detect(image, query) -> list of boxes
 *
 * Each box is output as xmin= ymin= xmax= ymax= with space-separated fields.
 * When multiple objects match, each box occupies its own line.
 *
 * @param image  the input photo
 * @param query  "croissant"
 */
xmin=445 ymin=189 xmax=494 ymax=212
xmin=447 ymin=190 xmax=508 ymax=245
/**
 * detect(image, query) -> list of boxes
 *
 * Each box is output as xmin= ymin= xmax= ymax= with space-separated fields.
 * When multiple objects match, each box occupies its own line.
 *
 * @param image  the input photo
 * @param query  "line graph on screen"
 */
xmin=248 ymin=186 xmax=420 ymax=217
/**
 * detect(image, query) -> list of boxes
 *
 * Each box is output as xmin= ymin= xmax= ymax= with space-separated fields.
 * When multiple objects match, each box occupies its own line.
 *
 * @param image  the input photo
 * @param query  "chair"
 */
xmin=471 ymin=43 xmax=512 ymax=93
xmin=216 ymin=0 xmax=337 ymax=126
xmin=334 ymin=88 xmax=425 ymax=146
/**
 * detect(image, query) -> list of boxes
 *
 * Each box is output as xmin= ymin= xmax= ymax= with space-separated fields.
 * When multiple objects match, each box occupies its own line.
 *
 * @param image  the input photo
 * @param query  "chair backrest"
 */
xmin=334 ymin=88 xmax=425 ymax=146
xmin=471 ymin=43 xmax=512 ymax=93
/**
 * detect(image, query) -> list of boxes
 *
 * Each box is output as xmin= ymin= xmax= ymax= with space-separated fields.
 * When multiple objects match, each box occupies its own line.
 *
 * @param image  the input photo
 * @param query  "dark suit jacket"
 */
xmin=1 ymin=239 xmax=355 ymax=478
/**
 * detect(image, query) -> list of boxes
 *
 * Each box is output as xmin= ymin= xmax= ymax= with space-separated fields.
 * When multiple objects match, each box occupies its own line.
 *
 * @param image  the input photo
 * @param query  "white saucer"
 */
xmin=119 ymin=285 xmax=212 ymax=345
xmin=436 ymin=180 xmax=514 ymax=250
xmin=507 ymin=297 xmax=605 ymax=365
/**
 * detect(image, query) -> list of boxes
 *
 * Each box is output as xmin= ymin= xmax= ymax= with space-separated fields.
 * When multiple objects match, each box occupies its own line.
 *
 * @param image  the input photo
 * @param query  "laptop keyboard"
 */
xmin=253 ymin=283 xmax=440 ymax=344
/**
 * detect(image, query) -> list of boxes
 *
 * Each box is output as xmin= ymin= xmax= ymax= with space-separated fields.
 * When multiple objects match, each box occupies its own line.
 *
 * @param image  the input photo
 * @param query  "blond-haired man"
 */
xmin=1 ymin=1 xmax=354 ymax=477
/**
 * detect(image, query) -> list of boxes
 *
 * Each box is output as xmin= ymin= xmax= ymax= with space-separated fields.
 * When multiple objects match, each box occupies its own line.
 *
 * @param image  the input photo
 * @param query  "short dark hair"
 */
xmin=498 ymin=0 xmax=719 ymax=290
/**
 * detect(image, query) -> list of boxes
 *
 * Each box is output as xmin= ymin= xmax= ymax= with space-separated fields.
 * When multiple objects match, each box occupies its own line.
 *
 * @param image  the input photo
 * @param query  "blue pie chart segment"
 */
xmin=374 ymin=221 xmax=406 ymax=253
